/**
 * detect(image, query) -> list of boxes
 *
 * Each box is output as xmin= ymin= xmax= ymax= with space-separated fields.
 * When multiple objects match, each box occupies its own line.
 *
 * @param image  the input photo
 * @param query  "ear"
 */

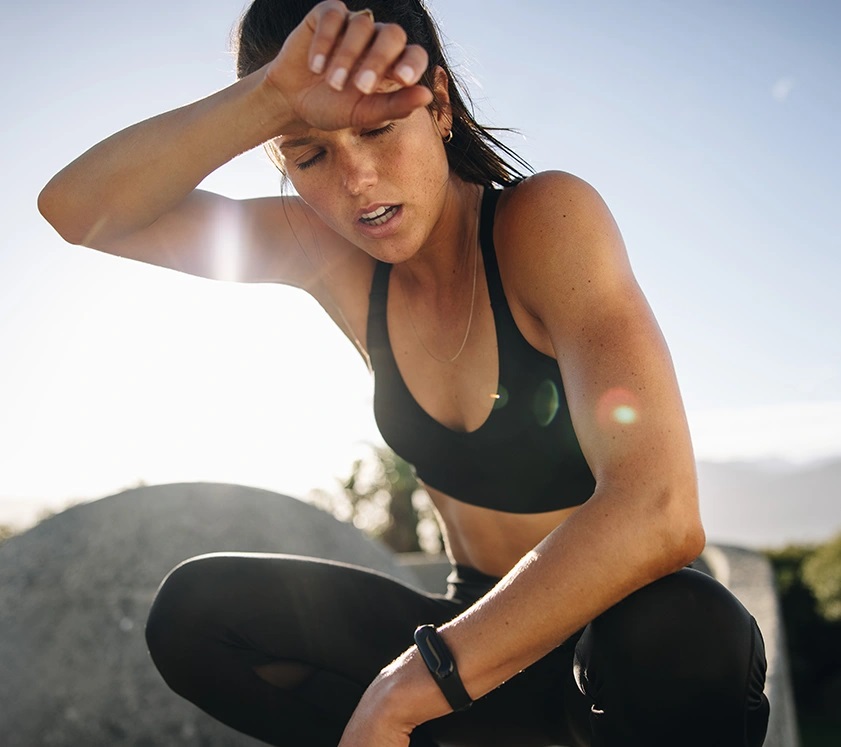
xmin=430 ymin=65 xmax=453 ymax=135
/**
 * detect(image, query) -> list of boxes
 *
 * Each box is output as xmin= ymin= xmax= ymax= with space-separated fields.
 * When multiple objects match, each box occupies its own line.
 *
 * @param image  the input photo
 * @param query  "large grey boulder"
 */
xmin=0 ymin=483 xmax=419 ymax=746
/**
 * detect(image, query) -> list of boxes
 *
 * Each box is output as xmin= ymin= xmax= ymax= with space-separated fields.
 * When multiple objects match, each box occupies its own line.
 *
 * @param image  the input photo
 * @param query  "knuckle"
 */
xmin=318 ymin=3 xmax=347 ymax=24
xmin=407 ymin=45 xmax=429 ymax=63
xmin=341 ymin=27 xmax=374 ymax=53
xmin=381 ymin=24 xmax=407 ymax=45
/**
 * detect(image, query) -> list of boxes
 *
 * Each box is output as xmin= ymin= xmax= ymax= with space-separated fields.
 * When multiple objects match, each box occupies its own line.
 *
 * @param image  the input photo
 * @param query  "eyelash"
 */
xmin=296 ymin=123 xmax=396 ymax=171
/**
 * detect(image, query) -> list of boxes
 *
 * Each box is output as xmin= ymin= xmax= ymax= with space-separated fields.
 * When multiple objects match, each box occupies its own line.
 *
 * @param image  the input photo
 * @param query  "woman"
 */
xmin=39 ymin=1 xmax=770 ymax=745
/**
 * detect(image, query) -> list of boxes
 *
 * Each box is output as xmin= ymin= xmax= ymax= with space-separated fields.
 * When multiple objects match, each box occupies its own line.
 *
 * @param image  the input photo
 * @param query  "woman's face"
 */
xmin=278 ymin=74 xmax=454 ymax=263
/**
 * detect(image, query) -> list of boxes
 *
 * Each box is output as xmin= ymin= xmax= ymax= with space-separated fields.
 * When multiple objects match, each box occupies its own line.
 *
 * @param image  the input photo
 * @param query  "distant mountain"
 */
xmin=697 ymin=457 xmax=841 ymax=549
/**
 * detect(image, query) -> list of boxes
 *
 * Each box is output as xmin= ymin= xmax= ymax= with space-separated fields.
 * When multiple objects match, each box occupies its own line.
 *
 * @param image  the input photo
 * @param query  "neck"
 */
xmin=395 ymin=178 xmax=483 ymax=297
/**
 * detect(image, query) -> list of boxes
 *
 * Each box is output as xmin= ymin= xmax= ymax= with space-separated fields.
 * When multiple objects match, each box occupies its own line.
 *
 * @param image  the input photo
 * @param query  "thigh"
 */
xmin=147 ymin=555 xmax=595 ymax=747
xmin=146 ymin=553 xmax=460 ymax=745
xmin=147 ymin=552 xmax=458 ymax=684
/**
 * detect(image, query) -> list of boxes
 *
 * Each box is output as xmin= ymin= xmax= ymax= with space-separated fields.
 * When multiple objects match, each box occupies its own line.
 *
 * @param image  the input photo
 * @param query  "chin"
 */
xmin=363 ymin=241 xmax=420 ymax=265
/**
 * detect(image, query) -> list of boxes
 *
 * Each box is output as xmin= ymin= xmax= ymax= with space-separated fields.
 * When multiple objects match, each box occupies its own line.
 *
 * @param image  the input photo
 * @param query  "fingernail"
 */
xmin=329 ymin=67 xmax=348 ymax=90
xmin=355 ymin=69 xmax=377 ymax=94
xmin=397 ymin=65 xmax=415 ymax=85
xmin=311 ymin=54 xmax=326 ymax=74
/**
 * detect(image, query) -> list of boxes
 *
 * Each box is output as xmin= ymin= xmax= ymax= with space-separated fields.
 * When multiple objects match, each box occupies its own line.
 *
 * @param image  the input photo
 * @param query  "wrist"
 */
xmin=413 ymin=624 xmax=473 ymax=712
xmin=247 ymin=65 xmax=301 ymax=138
xmin=370 ymin=645 xmax=454 ymax=728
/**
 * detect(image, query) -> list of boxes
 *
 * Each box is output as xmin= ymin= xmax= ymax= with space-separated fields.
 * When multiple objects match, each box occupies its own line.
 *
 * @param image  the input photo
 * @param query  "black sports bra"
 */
xmin=366 ymin=186 xmax=595 ymax=513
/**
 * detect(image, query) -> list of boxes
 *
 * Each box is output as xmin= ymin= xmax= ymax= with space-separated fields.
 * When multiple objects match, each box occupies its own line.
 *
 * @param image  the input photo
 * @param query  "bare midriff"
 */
xmin=427 ymin=485 xmax=581 ymax=578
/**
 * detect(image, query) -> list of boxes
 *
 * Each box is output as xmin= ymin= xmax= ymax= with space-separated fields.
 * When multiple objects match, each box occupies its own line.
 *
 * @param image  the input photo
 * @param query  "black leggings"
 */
xmin=145 ymin=554 xmax=770 ymax=746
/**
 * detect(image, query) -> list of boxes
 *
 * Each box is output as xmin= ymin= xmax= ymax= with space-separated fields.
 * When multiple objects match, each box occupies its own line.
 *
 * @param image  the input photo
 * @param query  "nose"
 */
xmin=339 ymin=148 xmax=378 ymax=196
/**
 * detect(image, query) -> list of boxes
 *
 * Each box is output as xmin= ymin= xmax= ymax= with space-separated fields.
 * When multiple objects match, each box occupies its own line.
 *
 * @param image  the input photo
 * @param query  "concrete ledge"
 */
xmin=703 ymin=545 xmax=800 ymax=747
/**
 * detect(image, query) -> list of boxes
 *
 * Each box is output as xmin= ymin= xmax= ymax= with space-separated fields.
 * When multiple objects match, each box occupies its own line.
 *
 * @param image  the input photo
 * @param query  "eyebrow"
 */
xmin=278 ymin=136 xmax=315 ymax=150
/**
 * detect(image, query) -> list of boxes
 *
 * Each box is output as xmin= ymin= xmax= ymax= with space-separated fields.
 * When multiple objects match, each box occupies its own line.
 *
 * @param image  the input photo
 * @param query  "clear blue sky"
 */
xmin=2 ymin=0 xmax=840 ymax=526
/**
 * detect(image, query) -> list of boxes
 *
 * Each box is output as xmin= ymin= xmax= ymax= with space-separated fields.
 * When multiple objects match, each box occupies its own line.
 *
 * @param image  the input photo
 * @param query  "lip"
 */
xmin=355 ymin=203 xmax=404 ymax=239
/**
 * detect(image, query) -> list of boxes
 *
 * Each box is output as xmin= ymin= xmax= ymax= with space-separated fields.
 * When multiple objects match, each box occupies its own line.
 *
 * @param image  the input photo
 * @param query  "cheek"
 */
xmin=286 ymin=179 xmax=342 ymax=232
xmin=391 ymin=135 xmax=449 ymax=191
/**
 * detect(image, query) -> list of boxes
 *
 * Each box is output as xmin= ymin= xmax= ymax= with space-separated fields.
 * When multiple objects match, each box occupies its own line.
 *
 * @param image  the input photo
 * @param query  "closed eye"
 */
xmin=362 ymin=122 xmax=396 ymax=138
xmin=297 ymin=150 xmax=325 ymax=171
xmin=296 ymin=123 xmax=396 ymax=171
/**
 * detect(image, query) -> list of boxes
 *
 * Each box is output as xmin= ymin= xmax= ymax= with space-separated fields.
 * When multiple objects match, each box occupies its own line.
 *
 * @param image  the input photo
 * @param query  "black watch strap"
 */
xmin=413 ymin=624 xmax=473 ymax=712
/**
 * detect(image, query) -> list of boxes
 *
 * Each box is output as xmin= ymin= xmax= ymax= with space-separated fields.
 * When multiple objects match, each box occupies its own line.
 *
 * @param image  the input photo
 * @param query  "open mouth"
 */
xmin=359 ymin=205 xmax=400 ymax=226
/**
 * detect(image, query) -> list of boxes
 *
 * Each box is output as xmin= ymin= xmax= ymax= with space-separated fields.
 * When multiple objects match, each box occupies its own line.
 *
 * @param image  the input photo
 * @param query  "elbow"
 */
xmin=672 ymin=513 xmax=706 ymax=568
xmin=38 ymin=180 xmax=79 ymax=245
xmin=38 ymin=178 xmax=93 ymax=246
xmin=653 ymin=483 xmax=706 ymax=572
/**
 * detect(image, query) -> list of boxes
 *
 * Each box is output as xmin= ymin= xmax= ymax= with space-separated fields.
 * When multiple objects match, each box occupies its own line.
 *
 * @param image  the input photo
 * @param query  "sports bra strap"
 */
xmin=479 ymin=187 xmax=517 ymax=330
xmin=367 ymin=259 xmax=391 ymax=353
xmin=369 ymin=185 xmax=509 ymax=343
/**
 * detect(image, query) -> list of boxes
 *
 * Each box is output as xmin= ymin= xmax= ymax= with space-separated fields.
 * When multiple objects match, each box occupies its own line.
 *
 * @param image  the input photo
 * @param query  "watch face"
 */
xmin=414 ymin=625 xmax=473 ymax=712
xmin=415 ymin=625 xmax=455 ymax=679
xmin=428 ymin=636 xmax=455 ymax=678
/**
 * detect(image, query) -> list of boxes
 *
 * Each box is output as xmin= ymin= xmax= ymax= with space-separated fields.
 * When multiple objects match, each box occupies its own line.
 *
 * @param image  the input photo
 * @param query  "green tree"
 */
xmin=765 ymin=532 xmax=841 ymax=744
xmin=308 ymin=444 xmax=442 ymax=554
xmin=803 ymin=532 xmax=841 ymax=622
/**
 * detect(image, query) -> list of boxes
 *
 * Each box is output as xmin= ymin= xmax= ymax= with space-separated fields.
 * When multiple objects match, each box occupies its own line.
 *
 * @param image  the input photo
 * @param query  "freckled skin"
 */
xmin=275 ymin=84 xmax=584 ymax=577
xmin=280 ymin=90 xmax=454 ymax=266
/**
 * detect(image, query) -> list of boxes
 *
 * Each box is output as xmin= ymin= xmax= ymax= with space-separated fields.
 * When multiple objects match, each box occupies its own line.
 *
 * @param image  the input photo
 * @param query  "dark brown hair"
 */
xmin=234 ymin=0 xmax=532 ymax=186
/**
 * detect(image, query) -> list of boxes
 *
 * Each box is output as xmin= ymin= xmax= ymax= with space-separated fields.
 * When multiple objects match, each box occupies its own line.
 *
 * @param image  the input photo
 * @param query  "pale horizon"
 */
xmin=3 ymin=396 xmax=839 ymax=532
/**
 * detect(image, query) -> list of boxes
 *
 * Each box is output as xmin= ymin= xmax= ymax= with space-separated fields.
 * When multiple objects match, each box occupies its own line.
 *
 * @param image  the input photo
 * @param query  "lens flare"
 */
xmin=613 ymin=404 xmax=638 ymax=424
xmin=597 ymin=387 xmax=640 ymax=428
xmin=492 ymin=386 xmax=509 ymax=410
xmin=533 ymin=379 xmax=560 ymax=426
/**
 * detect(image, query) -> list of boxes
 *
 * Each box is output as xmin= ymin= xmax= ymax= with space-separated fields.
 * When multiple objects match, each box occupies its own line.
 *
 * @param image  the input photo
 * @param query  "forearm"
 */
xmin=38 ymin=66 xmax=290 ymax=246
xmin=441 ymin=485 xmax=703 ymax=699
xmin=369 ymin=484 xmax=704 ymax=734
xmin=441 ymin=489 xmax=703 ymax=698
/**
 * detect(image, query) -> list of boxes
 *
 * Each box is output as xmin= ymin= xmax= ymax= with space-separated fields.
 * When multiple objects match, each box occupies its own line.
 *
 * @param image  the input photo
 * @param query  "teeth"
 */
xmin=362 ymin=205 xmax=389 ymax=220
xmin=360 ymin=205 xmax=397 ymax=225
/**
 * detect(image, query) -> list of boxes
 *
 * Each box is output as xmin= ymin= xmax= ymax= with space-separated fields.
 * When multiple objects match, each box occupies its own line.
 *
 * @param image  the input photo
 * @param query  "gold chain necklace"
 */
xmin=399 ymin=191 xmax=481 ymax=364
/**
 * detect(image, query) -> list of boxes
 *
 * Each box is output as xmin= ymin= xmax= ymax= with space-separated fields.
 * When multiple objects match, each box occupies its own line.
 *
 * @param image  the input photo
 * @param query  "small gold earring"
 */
xmin=443 ymin=130 xmax=454 ymax=144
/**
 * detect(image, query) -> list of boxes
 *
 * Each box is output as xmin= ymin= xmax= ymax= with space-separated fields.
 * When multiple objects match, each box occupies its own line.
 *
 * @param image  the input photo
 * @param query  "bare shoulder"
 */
xmin=496 ymin=171 xmax=626 ymax=271
xmin=495 ymin=171 xmax=635 ymax=328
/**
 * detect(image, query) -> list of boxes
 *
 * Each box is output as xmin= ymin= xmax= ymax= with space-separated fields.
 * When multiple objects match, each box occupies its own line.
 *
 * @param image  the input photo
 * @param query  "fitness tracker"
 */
xmin=413 ymin=624 xmax=473 ymax=712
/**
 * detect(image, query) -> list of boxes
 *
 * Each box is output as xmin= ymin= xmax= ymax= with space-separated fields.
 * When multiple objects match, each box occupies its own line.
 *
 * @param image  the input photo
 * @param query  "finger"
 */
xmin=307 ymin=1 xmax=349 ymax=75
xmin=387 ymin=45 xmax=429 ymax=88
xmin=351 ymin=22 xmax=409 ymax=94
xmin=325 ymin=10 xmax=377 ymax=91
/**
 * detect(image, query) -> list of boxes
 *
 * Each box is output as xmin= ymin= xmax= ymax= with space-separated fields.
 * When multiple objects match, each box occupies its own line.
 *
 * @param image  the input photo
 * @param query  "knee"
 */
xmin=575 ymin=569 xmax=768 ymax=734
xmin=145 ymin=554 xmax=230 ymax=691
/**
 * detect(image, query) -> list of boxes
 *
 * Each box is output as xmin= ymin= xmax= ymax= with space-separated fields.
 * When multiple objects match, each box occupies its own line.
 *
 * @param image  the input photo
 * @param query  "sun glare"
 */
xmin=210 ymin=202 xmax=244 ymax=281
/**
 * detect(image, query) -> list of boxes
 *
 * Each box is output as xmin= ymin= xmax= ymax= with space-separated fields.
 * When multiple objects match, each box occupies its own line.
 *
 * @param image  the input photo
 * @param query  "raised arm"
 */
xmin=38 ymin=0 xmax=431 ymax=287
xmin=336 ymin=171 xmax=705 ymax=745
